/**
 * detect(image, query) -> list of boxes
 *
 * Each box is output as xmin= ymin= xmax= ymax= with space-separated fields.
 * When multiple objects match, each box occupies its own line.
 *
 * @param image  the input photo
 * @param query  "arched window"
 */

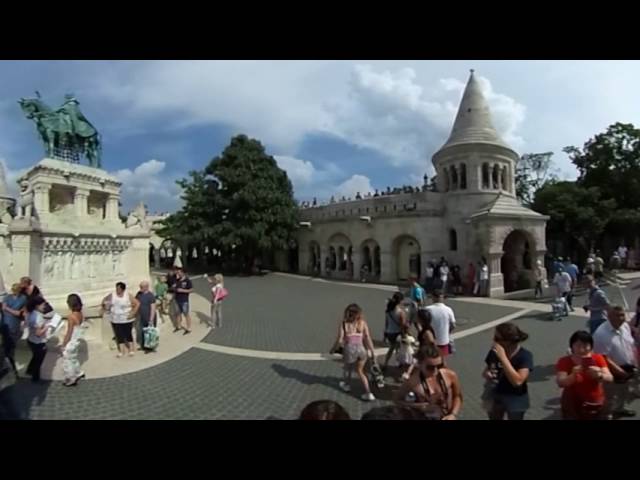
xmin=451 ymin=165 xmax=458 ymax=190
xmin=501 ymin=165 xmax=508 ymax=191
xmin=449 ymin=229 xmax=458 ymax=251
xmin=482 ymin=163 xmax=490 ymax=189
xmin=460 ymin=163 xmax=467 ymax=189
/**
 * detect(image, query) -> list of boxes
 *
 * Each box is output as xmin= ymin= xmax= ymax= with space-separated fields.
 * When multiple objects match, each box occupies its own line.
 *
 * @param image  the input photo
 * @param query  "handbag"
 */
xmin=143 ymin=325 xmax=159 ymax=350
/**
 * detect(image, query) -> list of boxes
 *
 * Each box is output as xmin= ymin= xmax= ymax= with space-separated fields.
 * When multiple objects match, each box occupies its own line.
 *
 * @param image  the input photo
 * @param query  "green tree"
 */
xmin=515 ymin=152 xmax=556 ymax=206
xmin=564 ymin=122 xmax=640 ymax=211
xmin=156 ymin=170 xmax=223 ymax=267
xmin=206 ymin=134 xmax=298 ymax=272
xmin=532 ymin=181 xmax=616 ymax=254
xmin=160 ymin=134 xmax=298 ymax=273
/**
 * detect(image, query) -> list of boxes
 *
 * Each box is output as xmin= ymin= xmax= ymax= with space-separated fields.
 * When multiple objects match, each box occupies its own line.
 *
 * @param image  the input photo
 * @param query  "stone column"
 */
xmin=32 ymin=184 xmax=51 ymax=218
xmin=106 ymin=194 xmax=120 ymax=221
xmin=352 ymin=248 xmax=362 ymax=281
xmin=298 ymin=248 xmax=310 ymax=275
xmin=510 ymin=164 xmax=515 ymax=193
xmin=477 ymin=164 xmax=483 ymax=190
xmin=320 ymin=245 xmax=328 ymax=276
xmin=380 ymin=250 xmax=393 ymax=283
xmin=497 ymin=166 xmax=503 ymax=191
xmin=488 ymin=252 xmax=503 ymax=297
xmin=74 ymin=188 xmax=89 ymax=217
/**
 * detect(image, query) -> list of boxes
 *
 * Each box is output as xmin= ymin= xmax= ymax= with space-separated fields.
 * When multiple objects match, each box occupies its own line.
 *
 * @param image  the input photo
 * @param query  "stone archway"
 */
xmin=501 ymin=229 xmax=536 ymax=293
xmin=360 ymin=239 xmax=381 ymax=281
xmin=285 ymin=239 xmax=299 ymax=273
xmin=393 ymin=235 xmax=421 ymax=281
xmin=308 ymin=241 xmax=321 ymax=275
xmin=327 ymin=233 xmax=353 ymax=279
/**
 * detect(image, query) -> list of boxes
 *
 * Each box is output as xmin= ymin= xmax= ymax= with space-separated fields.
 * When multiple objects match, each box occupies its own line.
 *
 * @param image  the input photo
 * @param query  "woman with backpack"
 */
xmin=207 ymin=273 xmax=228 ymax=329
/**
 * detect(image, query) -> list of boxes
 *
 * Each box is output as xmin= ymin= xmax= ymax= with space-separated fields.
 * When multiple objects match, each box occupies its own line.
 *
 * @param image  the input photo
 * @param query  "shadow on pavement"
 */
xmin=528 ymin=363 xmax=556 ymax=383
xmin=195 ymin=311 xmax=212 ymax=328
xmin=271 ymin=363 xmax=344 ymax=394
xmin=0 ymin=379 xmax=52 ymax=420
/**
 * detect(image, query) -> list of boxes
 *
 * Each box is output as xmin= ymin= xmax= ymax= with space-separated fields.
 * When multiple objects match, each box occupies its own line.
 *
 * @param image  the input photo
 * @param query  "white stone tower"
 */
xmin=432 ymin=69 xmax=518 ymax=197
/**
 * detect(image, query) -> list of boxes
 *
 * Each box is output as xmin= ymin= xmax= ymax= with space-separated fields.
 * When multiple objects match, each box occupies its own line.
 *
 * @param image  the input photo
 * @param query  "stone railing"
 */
xmin=298 ymin=190 xmax=444 ymax=222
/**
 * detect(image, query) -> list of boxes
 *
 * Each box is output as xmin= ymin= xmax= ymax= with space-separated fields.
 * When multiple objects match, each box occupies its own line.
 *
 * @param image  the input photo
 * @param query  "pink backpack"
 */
xmin=214 ymin=287 xmax=228 ymax=302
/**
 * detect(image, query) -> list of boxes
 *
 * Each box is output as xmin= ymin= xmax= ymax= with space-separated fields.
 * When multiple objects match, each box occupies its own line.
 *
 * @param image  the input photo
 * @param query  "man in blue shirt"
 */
xmin=1 ymin=283 xmax=27 ymax=377
xmin=563 ymin=257 xmax=579 ymax=283
xmin=552 ymin=257 xmax=564 ymax=278
xmin=409 ymin=276 xmax=426 ymax=308
xmin=583 ymin=275 xmax=610 ymax=333
xmin=563 ymin=257 xmax=579 ymax=309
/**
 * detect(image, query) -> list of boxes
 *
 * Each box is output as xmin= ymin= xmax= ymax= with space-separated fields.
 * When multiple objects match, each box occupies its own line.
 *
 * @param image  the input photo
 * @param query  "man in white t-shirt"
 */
xmin=424 ymin=289 xmax=456 ymax=358
xmin=594 ymin=305 xmax=639 ymax=418
xmin=439 ymin=261 xmax=450 ymax=294
xmin=617 ymin=245 xmax=628 ymax=268
xmin=479 ymin=260 xmax=489 ymax=296
xmin=553 ymin=266 xmax=574 ymax=312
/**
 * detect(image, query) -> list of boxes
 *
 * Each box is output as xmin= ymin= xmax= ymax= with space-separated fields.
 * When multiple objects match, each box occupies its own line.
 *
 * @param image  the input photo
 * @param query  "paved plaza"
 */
xmin=1 ymin=273 xmax=639 ymax=420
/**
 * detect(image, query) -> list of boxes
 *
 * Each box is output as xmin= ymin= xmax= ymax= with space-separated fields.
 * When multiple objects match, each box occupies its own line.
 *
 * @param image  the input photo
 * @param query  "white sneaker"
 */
xmin=339 ymin=381 xmax=351 ymax=392
xmin=361 ymin=392 xmax=376 ymax=402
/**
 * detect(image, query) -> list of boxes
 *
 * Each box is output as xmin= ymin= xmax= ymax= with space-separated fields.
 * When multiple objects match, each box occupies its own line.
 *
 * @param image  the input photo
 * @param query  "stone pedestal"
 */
xmin=4 ymin=158 xmax=151 ymax=318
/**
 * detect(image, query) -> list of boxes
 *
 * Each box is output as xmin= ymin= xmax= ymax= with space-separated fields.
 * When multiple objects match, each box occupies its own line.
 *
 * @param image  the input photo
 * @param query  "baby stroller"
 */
xmin=551 ymin=296 xmax=569 ymax=321
xmin=368 ymin=358 xmax=385 ymax=390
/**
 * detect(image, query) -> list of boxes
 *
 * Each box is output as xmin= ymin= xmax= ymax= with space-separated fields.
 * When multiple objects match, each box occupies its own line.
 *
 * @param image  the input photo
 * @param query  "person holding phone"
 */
xmin=556 ymin=330 xmax=613 ymax=419
xmin=482 ymin=323 xmax=533 ymax=420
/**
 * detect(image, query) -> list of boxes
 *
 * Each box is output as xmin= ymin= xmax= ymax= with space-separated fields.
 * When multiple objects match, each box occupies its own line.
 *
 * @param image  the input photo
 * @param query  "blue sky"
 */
xmin=1 ymin=60 xmax=640 ymax=213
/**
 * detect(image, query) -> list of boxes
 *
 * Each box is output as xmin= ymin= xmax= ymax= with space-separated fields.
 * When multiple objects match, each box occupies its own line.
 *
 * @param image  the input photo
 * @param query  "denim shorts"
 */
xmin=176 ymin=301 xmax=189 ymax=314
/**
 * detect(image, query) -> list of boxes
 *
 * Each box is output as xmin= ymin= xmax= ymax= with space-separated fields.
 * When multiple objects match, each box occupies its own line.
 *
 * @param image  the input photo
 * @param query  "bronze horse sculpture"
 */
xmin=19 ymin=93 xmax=102 ymax=168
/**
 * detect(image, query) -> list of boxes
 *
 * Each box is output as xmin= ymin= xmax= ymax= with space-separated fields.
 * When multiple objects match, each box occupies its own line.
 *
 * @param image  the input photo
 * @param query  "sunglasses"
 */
xmin=424 ymin=363 xmax=444 ymax=371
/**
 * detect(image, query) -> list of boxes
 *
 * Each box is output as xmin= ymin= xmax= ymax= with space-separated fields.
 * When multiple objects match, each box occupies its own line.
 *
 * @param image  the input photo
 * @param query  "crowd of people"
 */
xmin=319 ymin=271 xmax=640 ymax=420
xmin=299 ymin=179 xmax=433 ymax=209
xmin=421 ymin=257 xmax=489 ymax=297
xmin=0 ymin=266 xmax=229 ymax=389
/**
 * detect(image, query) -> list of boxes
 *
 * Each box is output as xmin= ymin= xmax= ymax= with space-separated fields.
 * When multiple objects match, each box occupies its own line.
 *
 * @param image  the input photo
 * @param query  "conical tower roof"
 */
xmin=434 ymin=70 xmax=516 ymax=157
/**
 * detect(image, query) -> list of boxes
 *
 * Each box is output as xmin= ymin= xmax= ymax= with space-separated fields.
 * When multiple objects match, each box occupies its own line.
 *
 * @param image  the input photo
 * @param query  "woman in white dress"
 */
xmin=61 ymin=293 xmax=87 ymax=386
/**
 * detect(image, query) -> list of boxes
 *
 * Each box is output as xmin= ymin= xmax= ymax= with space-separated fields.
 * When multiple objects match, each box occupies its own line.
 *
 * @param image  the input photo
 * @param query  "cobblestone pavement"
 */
xmin=199 ymin=275 xmax=518 ymax=353
xmin=1 ymin=274 xmax=639 ymax=420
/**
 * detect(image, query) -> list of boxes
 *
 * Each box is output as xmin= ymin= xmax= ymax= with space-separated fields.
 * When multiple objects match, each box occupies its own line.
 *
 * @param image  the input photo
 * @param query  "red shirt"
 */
xmin=555 ymin=354 xmax=607 ymax=404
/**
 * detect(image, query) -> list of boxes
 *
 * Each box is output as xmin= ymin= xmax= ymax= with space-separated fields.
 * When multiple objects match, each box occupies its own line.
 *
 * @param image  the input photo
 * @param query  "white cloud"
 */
xmin=334 ymin=174 xmax=374 ymax=199
xmin=274 ymin=155 xmax=316 ymax=187
xmin=0 ymin=158 xmax=28 ymax=198
xmin=111 ymin=159 xmax=181 ymax=212
xmin=322 ymin=65 xmax=527 ymax=173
